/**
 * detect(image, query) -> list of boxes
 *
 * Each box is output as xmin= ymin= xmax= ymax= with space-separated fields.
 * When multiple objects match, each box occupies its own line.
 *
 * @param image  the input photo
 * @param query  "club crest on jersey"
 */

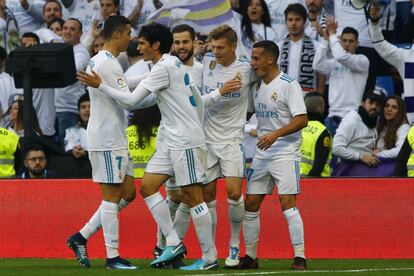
xmin=271 ymin=92 xmax=278 ymax=102
xmin=209 ymin=60 xmax=216 ymax=71
xmin=234 ymin=72 xmax=242 ymax=81
xmin=117 ymin=78 xmax=127 ymax=89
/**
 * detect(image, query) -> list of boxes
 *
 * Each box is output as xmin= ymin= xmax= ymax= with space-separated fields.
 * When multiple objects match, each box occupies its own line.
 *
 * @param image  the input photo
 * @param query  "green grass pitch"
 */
xmin=1 ymin=259 xmax=413 ymax=275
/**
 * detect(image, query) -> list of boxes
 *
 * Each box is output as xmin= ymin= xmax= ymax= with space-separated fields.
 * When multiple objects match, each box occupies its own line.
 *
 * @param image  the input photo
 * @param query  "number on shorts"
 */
xmin=115 ymin=156 xmax=122 ymax=170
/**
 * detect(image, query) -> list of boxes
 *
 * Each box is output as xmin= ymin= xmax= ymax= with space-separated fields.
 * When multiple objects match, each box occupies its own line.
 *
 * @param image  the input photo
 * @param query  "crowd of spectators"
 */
xmin=0 ymin=0 xmax=414 ymax=178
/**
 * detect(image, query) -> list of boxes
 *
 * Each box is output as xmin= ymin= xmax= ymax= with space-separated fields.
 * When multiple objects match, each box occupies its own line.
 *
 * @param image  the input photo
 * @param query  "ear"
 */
xmin=24 ymin=160 xmax=28 ymax=168
xmin=231 ymin=42 xmax=237 ymax=52
xmin=152 ymin=41 xmax=161 ymax=51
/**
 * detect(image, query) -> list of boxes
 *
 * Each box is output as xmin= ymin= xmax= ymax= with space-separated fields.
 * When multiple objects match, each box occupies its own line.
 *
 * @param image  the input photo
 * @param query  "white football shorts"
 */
xmin=89 ymin=149 xmax=133 ymax=184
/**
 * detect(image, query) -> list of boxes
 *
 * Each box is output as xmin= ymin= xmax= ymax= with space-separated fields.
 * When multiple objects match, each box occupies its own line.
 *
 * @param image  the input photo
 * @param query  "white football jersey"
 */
xmin=86 ymin=50 xmax=129 ymax=151
xmin=139 ymin=54 xmax=205 ymax=150
xmin=252 ymin=72 xmax=306 ymax=161
xmin=184 ymin=61 xmax=203 ymax=91
xmin=202 ymin=53 xmax=255 ymax=144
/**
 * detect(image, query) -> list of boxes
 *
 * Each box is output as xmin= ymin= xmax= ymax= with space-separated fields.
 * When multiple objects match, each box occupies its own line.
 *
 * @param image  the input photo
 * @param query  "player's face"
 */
xmin=341 ymin=33 xmax=358 ymax=54
xmin=25 ymin=150 xmax=47 ymax=176
xmin=79 ymin=101 xmax=90 ymax=124
xmin=62 ymin=19 xmax=82 ymax=45
xmin=383 ymin=98 xmax=398 ymax=121
xmin=43 ymin=2 xmax=62 ymax=24
xmin=172 ymin=31 xmax=194 ymax=64
xmin=251 ymin=47 xmax=269 ymax=78
xmin=118 ymin=24 xmax=132 ymax=52
xmin=138 ymin=37 xmax=154 ymax=62
xmin=211 ymin=38 xmax=237 ymax=66
xmin=286 ymin=13 xmax=305 ymax=36
xmin=100 ymin=0 xmax=118 ymax=20
xmin=247 ymin=0 xmax=264 ymax=24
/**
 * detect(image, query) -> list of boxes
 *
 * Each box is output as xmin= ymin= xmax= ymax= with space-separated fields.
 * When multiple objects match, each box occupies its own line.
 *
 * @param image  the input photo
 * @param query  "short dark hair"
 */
xmin=172 ymin=24 xmax=196 ymax=41
xmin=47 ymin=17 xmax=65 ymax=29
xmin=77 ymin=93 xmax=90 ymax=110
xmin=342 ymin=26 xmax=359 ymax=40
xmin=22 ymin=32 xmax=40 ymax=44
xmin=25 ymin=144 xmax=46 ymax=159
xmin=284 ymin=3 xmax=307 ymax=22
xmin=101 ymin=15 xmax=130 ymax=40
xmin=253 ymin=40 xmax=279 ymax=61
xmin=67 ymin=18 xmax=83 ymax=33
xmin=43 ymin=0 xmax=62 ymax=14
xmin=127 ymin=39 xmax=140 ymax=57
xmin=138 ymin=23 xmax=173 ymax=54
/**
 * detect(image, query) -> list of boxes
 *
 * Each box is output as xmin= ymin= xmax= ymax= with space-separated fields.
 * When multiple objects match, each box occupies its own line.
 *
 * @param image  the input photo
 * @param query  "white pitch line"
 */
xmin=185 ymin=267 xmax=414 ymax=276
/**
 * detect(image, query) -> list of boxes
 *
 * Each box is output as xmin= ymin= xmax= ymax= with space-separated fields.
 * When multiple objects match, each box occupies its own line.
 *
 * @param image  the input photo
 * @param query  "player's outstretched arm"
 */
xmin=77 ymin=70 xmax=151 ymax=109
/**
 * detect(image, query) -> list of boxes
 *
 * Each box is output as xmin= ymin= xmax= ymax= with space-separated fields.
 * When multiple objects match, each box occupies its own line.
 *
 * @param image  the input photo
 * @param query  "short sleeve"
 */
xmin=286 ymin=81 xmax=307 ymax=117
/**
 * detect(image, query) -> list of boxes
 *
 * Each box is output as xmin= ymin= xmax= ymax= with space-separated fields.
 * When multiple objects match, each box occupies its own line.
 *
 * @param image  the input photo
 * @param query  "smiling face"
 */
xmin=172 ymin=31 xmax=195 ymax=64
xmin=62 ymin=19 xmax=82 ymax=45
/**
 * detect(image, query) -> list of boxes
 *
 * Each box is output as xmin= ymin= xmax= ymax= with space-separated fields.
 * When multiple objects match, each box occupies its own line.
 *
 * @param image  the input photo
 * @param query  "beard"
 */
xmin=30 ymin=167 xmax=45 ymax=177
xmin=173 ymin=48 xmax=194 ymax=64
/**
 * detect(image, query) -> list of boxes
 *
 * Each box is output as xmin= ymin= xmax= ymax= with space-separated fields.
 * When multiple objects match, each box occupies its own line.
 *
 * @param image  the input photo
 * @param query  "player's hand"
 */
xmin=257 ymin=132 xmax=279 ymax=150
xmin=77 ymin=70 xmax=102 ymax=88
xmin=369 ymin=4 xmax=381 ymax=24
xmin=360 ymin=154 xmax=380 ymax=167
xmin=219 ymin=79 xmax=242 ymax=96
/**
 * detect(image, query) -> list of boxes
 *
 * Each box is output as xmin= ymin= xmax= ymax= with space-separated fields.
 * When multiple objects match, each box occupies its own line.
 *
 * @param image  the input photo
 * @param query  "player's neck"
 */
xmin=152 ymin=52 xmax=163 ymax=64
xmin=263 ymin=67 xmax=280 ymax=84
xmin=102 ymin=43 xmax=120 ymax=57
xmin=220 ymin=53 xmax=237 ymax=67
xmin=183 ymin=57 xmax=194 ymax=66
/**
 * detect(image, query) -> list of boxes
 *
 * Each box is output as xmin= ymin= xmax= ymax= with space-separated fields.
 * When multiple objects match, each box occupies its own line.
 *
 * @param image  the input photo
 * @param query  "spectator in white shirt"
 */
xmin=313 ymin=17 xmax=369 ymax=136
xmin=374 ymin=95 xmax=410 ymax=159
xmin=47 ymin=17 xmax=64 ymax=36
xmin=54 ymin=18 xmax=90 ymax=145
xmin=305 ymin=0 xmax=328 ymax=41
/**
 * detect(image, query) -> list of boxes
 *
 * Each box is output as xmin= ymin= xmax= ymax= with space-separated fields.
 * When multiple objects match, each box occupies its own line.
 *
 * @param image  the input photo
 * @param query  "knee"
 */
xmin=279 ymin=196 xmax=296 ymax=211
xmin=203 ymin=189 xmax=216 ymax=203
xmin=167 ymin=190 xmax=182 ymax=204
xmin=227 ymin=190 xmax=242 ymax=201
xmin=244 ymin=197 xmax=261 ymax=212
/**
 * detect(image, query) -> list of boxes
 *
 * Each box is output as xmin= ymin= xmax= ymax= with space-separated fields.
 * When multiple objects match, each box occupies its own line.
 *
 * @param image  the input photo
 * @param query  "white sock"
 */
xmin=191 ymin=202 xmax=217 ymax=263
xmin=79 ymin=205 xmax=102 ymax=240
xmin=283 ymin=207 xmax=305 ymax=259
xmin=144 ymin=192 xmax=180 ymax=247
xmin=118 ymin=198 xmax=130 ymax=209
xmin=173 ymin=203 xmax=191 ymax=241
xmin=166 ymin=196 xmax=180 ymax=221
xmin=206 ymin=200 xmax=217 ymax=243
xmin=228 ymin=196 xmax=244 ymax=248
xmin=156 ymin=197 xmax=179 ymax=248
xmin=100 ymin=201 xmax=120 ymax=259
xmin=243 ymin=210 xmax=260 ymax=259
xmin=79 ymin=199 xmax=130 ymax=241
